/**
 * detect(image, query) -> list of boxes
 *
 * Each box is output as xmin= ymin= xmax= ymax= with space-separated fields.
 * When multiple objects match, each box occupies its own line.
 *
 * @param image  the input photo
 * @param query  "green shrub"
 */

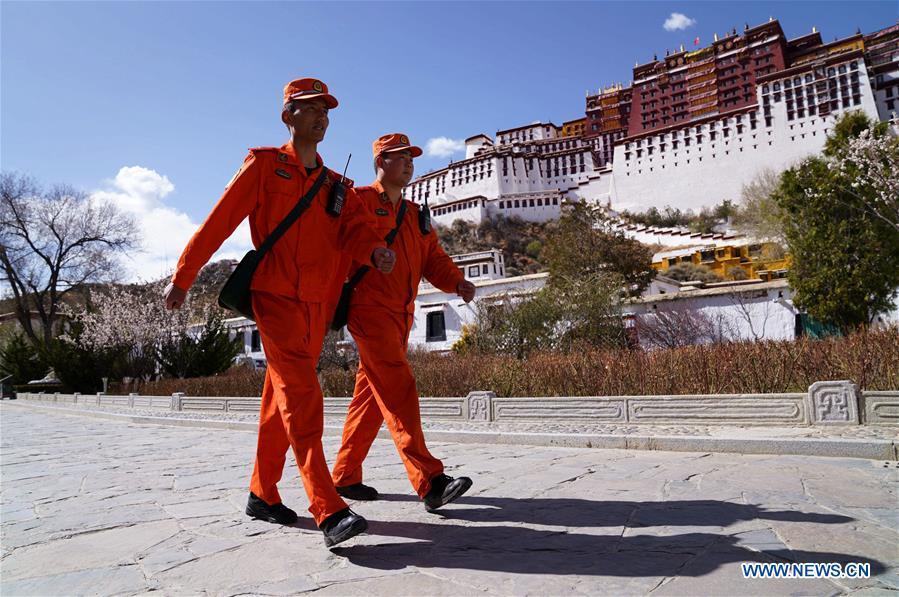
xmin=0 ymin=333 xmax=48 ymax=385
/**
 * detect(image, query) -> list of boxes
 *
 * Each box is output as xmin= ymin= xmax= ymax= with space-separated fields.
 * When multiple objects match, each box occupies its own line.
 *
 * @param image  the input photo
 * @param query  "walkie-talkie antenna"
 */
xmin=326 ymin=154 xmax=351 ymax=217
xmin=340 ymin=154 xmax=351 ymax=183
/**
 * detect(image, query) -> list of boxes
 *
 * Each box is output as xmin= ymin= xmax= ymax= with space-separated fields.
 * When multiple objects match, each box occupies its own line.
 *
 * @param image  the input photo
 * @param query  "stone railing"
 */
xmin=13 ymin=380 xmax=898 ymax=427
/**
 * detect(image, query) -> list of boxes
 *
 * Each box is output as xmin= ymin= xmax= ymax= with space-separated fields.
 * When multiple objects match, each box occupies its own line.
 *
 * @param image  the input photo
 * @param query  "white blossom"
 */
xmin=62 ymin=281 xmax=212 ymax=351
xmin=830 ymin=125 xmax=899 ymax=232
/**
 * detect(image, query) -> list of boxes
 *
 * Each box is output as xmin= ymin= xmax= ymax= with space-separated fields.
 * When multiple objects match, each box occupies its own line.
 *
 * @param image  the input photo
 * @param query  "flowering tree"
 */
xmin=827 ymin=125 xmax=899 ymax=233
xmin=776 ymin=112 xmax=899 ymax=330
xmin=60 ymin=281 xmax=230 ymax=383
xmin=64 ymin=282 xmax=179 ymax=350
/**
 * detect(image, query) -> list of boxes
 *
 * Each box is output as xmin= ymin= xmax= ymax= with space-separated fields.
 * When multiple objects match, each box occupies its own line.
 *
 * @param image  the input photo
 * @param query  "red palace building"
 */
xmin=584 ymin=19 xmax=898 ymax=168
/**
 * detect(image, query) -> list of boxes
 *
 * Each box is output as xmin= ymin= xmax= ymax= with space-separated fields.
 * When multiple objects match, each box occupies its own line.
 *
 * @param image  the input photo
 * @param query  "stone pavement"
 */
xmin=1 ymin=403 xmax=897 ymax=596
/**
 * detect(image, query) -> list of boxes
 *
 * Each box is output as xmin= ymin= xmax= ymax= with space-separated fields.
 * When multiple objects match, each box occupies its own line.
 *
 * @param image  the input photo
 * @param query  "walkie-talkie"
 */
xmin=327 ymin=154 xmax=351 ymax=216
xmin=419 ymin=193 xmax=431 ymax=235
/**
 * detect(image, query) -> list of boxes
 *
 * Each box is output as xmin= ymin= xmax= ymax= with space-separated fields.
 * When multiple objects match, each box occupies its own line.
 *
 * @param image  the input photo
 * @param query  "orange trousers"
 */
xmin=331 ymin=305 xmax=444 ymax=497
xmin=248 ymin=291 xmax=347 ymax=525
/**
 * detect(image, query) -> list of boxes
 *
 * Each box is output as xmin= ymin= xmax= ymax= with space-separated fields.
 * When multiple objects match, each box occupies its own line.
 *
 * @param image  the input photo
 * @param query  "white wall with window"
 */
xmin=465 ymin=134 xmax=493 ymax=159
xmin=430 ymin=196 xmax=489 ymax=225
xmin=220 ymin=317 xmax=267 ymax=369
xmin=623 ymin=280 xmax=799 ymax=346
xmin=495 ymin=122 xmax=560 ymax=145
xmin=409 ymin=273 xmax=549 ymax=351
xmin=489 ymin=191 xmax=565 ymax=223
xmin=421 ymin=249 xmax=506 ymax=286
xmin=871 ymin=70 xmax=899 ymax=122
xmin=405 ymin=123 xmax=599 ymax=226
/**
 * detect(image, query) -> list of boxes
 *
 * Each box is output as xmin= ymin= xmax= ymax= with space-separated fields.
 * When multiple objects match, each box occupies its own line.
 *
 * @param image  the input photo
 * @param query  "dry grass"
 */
xmin=124 ymin=327 xmax=899 ymax=397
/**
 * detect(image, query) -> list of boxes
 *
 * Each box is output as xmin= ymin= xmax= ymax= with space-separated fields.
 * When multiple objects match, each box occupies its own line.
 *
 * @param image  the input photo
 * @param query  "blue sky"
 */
xmin=3 ymin=1 xmax=896 ymax=281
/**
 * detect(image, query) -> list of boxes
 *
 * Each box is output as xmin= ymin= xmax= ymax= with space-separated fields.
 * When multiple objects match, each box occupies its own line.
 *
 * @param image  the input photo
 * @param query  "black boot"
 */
xmin=336 ymin=483 xmax=380 ymax=501
xmin=423 ymin=473 xmax=472 ymax=512
xmin=245 ymin=492 xmax=298 ymax=525
xmin=319 ymin=508 xmax=368 ymax=547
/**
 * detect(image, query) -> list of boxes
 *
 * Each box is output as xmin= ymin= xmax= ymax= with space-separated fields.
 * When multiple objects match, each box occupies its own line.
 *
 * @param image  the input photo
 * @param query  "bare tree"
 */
xmin=0 ymin=172 xmax=139 ymax=346
xmin=727 ymin=289 xmax=775 ymax=342
xmin=733 ymin=168 xmax=787 ymax=246
xmin=634 ymin=307 xmax=733 ymax=348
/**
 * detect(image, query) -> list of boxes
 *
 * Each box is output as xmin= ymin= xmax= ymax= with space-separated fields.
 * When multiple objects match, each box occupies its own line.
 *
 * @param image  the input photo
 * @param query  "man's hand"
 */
xmin=456 ymin=279 xmax=476 ymax=303
xmin=164 ymin=282 xmax=188 ymax=310
xmin=372 ymin=247 xmax=396 ymax=273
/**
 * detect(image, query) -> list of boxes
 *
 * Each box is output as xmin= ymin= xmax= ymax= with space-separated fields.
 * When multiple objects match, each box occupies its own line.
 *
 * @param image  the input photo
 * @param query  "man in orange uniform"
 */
xmin=164 ymin=78 xmax=396 ymax=547
xmin=331 ymin=133 xmax=476 ymax=511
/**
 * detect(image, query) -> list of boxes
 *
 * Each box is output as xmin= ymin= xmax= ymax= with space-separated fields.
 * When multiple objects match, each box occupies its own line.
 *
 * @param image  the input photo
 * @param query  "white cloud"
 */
xmin=426 ymin=137 xmax=465 ymax=158
xmin=663 ymin=12 xmax=696 ymax=32
xmin=91 ymin=166 xmax=253 ymax=284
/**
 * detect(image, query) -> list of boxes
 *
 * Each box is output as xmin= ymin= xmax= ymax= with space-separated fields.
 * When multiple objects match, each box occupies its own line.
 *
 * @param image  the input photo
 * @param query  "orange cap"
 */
xmin=282 ymin=78 xmax=338 ymax=109
xmin=372 ymin=133 xmax=423 ymax=158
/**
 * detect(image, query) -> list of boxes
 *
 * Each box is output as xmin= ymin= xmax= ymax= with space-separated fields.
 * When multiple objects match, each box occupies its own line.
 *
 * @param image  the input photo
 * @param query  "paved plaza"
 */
xmin=1 ymin=403 xmax=897 ymax=596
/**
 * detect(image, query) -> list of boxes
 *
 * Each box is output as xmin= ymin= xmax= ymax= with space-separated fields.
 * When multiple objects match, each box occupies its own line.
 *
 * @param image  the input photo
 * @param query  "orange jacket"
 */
xmin=343 ymin=181 xmax=464 ymax=314
xmin=172 ymin=143 xmax=385 ymax=303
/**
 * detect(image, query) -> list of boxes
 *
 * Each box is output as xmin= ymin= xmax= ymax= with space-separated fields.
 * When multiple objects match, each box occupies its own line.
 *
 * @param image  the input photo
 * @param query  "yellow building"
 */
xmin=561 ymin=118 xmax=586 ymax=138
xmin=652 ymin=243 xmax=792 ymax=281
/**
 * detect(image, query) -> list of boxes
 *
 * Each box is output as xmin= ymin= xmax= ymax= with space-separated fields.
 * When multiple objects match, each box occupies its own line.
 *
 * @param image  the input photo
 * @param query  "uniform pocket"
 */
xmin=264 ymin=175 xmax=297 ymax=195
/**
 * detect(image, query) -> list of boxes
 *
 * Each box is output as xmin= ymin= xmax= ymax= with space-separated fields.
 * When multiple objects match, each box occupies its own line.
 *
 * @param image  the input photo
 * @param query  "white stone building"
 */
xmin=406 ymin=21 xmax=897 ymax=222
xmin=409 ymin=272 xmax=548 ymax=352
xmin=610 ymin=55 xmax=882 ymax=212
xmin=623 ymin=279 xmax=799 ymax=347
xmin=406 ymin=122 xmax=598 ymax=227
xmin=420 ymin=249 xmax=506 ymax=285
xmin=865 ymin=23 xmax=899 ymax=123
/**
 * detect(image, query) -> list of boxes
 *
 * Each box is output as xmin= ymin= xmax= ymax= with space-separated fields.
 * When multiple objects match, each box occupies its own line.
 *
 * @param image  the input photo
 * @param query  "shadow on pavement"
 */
xmin=333 ymin=495 xmax=883 ymax=579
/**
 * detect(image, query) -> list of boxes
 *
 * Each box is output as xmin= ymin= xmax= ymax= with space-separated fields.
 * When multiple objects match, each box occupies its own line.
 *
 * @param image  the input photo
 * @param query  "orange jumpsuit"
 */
xmin=331 ymin=181 xmax=465 ymax=497
xmin=172 ymin=142 xmax=386 ymax=524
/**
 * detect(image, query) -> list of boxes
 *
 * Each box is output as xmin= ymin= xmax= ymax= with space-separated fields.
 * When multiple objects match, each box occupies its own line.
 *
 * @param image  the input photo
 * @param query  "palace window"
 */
xmin=426 ymin=312 xmax=446 ymax=342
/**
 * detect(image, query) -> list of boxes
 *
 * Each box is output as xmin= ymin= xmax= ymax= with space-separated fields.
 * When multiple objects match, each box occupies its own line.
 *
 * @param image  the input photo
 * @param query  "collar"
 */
xmin=371 ymin=179 xmax=405 ymax=205
xmin=372 ymin=180 xmax=389 ymax=204
xmin=278 ymin=142 xmax=323 ymax=171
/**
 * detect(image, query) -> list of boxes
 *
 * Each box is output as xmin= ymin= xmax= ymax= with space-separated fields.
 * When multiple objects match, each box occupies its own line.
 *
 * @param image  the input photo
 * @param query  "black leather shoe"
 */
xmin=319 ymin=508 xmax=368 ymax=547
xmin=423 ymin=473 xmax=472 ymax=512
xmin=336 ymin=483 xmax=380 ymax=501
xmin=245 ymin=492 xmax=298 ymax=525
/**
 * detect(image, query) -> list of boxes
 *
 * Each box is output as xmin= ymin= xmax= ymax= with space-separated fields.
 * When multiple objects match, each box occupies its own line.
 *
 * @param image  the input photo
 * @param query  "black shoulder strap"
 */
xmin=384 ymin=200 xmax=408 ymax=245
xmin=346 ymin=199 xmax=408 ymax=288
xmin=256 ymin=167 xmax=328 ymax=259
